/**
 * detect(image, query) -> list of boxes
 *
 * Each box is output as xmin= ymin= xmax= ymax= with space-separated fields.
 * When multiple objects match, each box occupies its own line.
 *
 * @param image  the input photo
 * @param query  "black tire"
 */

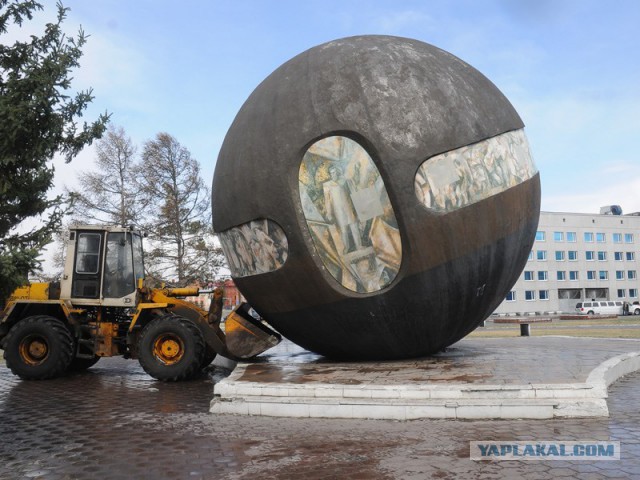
xmin=634 ymin=308 xmax=640 ymax=316
xmin=3 ymin=316 xmax=74 ymax=380
xmin=138 ymin=314 xmax=205 ymax=381
xmin=201 ymin=346 xmax=217 ymax=369
xmin=587 ymin=310 xmax=595 ymax=315
xmin=68 ymin=356 xmax=100 ymax=372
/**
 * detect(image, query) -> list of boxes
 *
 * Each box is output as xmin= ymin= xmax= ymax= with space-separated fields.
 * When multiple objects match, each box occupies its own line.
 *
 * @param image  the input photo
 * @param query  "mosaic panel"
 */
xmin=299 ymin=136 xmax=402 ymax=293
xmin=415 ymin=129 xmax=537 ymax=212
xmin=218 ymin=219 xmax=288 ymax=277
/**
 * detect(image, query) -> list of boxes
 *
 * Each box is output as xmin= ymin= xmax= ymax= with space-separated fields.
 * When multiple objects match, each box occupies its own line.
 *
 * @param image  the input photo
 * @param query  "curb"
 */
xmin=210 ymin=351 xmax=640 ymax=420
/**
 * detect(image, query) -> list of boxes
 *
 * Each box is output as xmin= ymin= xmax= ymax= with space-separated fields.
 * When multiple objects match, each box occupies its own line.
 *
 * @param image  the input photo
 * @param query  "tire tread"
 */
xmin=138 ymin=313 xmax=205 ymax=381
xmin=3 ymin=315 xmax=74 ymax=380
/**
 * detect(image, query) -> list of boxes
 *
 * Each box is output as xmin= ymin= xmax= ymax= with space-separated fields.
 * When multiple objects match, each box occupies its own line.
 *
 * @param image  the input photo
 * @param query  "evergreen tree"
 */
xmin=0 ymin=0 xmax=108 ymax=303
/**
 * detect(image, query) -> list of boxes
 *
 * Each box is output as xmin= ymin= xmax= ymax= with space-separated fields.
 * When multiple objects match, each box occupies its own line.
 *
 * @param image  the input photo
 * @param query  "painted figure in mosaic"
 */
xmin=323 ymin=164 xmax=362 ymax=253
xmin=218 ymin=220 xmax=289 ymax=277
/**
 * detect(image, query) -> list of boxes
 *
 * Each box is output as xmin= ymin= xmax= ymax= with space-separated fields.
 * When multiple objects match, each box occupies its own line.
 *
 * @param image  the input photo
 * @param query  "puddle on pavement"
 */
xmin=239 ymin=359 xmax=495 ymax=384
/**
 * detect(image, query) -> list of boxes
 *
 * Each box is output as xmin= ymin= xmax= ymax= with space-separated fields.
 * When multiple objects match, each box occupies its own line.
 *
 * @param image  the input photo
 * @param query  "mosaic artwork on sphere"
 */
xmin=218 ymin=219 xmax=288 ymax=277
xmin=299 ymin=136 xmax=402 ymax=293
xmin=415 ymin=129 xmax=537 ymax=213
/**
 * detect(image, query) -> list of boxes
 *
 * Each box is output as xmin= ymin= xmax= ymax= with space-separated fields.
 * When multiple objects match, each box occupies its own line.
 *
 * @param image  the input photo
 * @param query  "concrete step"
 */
xmin=210 ymin=348 xmax=640 ymax=420
xmin=211 ymin=390 xmax=608 ymax=420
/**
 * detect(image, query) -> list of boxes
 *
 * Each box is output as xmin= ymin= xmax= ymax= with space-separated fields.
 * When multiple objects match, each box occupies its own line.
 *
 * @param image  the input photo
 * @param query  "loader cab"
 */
xmin=60 ymin=225 xmax=145 ymax=307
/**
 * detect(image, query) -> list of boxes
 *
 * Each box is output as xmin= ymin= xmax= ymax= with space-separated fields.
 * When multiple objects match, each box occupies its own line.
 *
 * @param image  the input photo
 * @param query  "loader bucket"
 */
xmin=225 ymin=303 xmax=281 ymax=359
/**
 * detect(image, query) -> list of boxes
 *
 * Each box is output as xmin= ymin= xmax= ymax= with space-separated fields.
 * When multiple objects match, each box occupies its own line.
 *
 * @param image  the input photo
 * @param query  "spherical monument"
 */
xmin=212 ymin=35 xmax=540 ymax=359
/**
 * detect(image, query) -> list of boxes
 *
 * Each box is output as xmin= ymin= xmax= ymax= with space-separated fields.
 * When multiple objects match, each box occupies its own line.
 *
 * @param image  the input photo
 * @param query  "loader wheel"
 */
xmin=201 ymin=346 xmax=217 ymax=369
xmin=68 ymin=355 xmax=100 ymax=372
xmin=3 ymin=316 xmax=74 ymax=380
xmin=138 ymin=314 xmax=205 ymax=381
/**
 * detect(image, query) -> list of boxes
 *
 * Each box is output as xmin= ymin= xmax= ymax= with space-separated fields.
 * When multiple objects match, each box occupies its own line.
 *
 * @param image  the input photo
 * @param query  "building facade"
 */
xmin=494 ymin=210 xmax=640 ymax=315
xmin=186 ymin=279 xmax=244 ymax=311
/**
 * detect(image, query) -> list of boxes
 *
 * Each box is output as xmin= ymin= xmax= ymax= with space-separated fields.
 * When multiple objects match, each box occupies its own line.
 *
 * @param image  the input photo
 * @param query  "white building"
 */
xmin=494 ymin=208 xmax=640 ymax=315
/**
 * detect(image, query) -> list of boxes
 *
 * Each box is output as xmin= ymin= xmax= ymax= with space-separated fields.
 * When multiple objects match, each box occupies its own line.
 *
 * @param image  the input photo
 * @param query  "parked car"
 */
xmin=575 ymin=300 xmax=624 ymax=315
xmin=627 ymin=302 xmax=640 ymax=316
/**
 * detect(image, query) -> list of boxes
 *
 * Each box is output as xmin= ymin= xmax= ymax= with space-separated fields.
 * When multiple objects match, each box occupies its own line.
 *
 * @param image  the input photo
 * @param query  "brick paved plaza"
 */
xmin=1 ymin=344 xmax=640 ymax=479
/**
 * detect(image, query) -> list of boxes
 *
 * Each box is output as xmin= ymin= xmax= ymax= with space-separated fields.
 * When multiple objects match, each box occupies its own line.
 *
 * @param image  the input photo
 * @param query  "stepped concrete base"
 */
xmin=211 ymin=337 xmax=640 ymax=420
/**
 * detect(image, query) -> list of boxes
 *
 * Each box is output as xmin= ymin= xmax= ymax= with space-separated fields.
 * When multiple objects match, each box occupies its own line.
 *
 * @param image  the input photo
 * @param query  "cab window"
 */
xmin=103 ymin=232 xmax=135 ymax=298
xmin=132 ymin=233 xmax=145 ymax=286
xmin=76 ymin=233 xmax=101 ymax=274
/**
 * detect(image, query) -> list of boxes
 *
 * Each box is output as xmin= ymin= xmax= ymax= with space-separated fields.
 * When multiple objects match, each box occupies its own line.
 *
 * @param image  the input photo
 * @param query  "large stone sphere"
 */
xmin=212 ymin=35 xmax=540 ymax=359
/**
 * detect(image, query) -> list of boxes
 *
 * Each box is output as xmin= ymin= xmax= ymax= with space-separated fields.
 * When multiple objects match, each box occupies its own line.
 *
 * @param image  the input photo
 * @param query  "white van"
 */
xmin=575 ymin=300 xmax=623 ymax=315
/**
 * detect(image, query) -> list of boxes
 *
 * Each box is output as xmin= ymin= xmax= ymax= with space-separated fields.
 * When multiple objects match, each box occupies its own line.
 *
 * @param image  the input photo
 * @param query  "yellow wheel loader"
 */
xmin=0 ymin=225 xmax=280 ymax=381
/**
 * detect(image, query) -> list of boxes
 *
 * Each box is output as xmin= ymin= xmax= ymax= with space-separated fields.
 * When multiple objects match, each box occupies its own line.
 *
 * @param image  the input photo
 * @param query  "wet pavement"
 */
xmin=235 ymin=336 xmax=640 ymax=385
xmin=0 ymin=347 xmax=639 ymax=479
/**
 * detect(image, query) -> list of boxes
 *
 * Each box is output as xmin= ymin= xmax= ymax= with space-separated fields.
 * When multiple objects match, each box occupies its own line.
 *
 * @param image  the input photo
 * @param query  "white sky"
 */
xmin=5 ymin=0 xmax=640 ymax=270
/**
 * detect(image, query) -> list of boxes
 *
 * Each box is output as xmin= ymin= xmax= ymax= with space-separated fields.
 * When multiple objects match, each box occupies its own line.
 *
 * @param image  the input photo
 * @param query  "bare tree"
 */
xmin=69 ymin=125 xmax=140 ymax=226
xmin=138 ymin=133 xmax=223 ymax=285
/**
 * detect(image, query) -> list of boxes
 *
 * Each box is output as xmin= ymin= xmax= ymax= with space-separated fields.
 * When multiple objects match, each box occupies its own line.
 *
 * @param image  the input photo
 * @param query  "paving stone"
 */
xmin=1 ymin=346 xmax=639 ymax=479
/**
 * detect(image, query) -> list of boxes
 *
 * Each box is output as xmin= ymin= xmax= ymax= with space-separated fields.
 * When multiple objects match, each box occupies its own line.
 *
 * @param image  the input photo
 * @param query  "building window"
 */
xmin=567 ymin=232 xmax=577 ymax=243
xmin=557 ymin=271 xmax=566 ymax=281
xmin=615 ymin=252 xmax=624 ymax=261
xmin=536 ymin=231 xmax=546 ymax=242
xmin=528 ymin=251 xmax=533 ymax=261
xmin=554 ymin=232 xmax=564 ymax=242
xmin=525 ymin=290 xmax=536 ymax=301
xmin=538 ymin=271 xmax=548 ymax=281
xmin=598 ymin=251 xmax=607 ymax=261
xmin=558 ymin=288 xmax=582 ymax=300
xmin=630 ymin=289 xmax=638 ymax=298
xmin=524 ymin=271 xmax=534 ymax=281
xmin=613 ymin=233 xmax=622 ymax=243
xmin=625 ymin=233 xmax=634 ymax=243
xmin=555 ymin=251 xmax=565 ymax=261
xmin=506 ymin=291 xmax=516 ymax=302
xmin=539 ymin=290 xmax=549 ymax=300
xmin=627 ymin=252 xmax=635 ymax=261
xmin=599 ymin=271 xmax=608 ymax=280
xmin=537 ymin=250 xmax=547 ymax=261
xmin=584 ymin=232 xmax=594 ymax=243
xmin=616 ymin=270 xmax=625 ymax=280
xmin=596 ymin=232 xmax=606 ymax=243
xmin=587 ymin=270 xmax=596 ymax=280
xmin=629 ymin=270 xmax=637 ymax=280
xmin=569 ymin=271 xmax=579 ymax=281
xmin=568 ymin=251 xmax=578 ymax=261
xmin=618 ymin=289 xmax=626 ymax=298
xmin=586 ymin=251 xmax=595 ymax=261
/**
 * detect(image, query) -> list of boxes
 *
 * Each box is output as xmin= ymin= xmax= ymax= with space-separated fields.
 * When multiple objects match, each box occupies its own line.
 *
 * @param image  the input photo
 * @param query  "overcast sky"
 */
xmin=12 ymin=0 xmax=640 ymax=215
